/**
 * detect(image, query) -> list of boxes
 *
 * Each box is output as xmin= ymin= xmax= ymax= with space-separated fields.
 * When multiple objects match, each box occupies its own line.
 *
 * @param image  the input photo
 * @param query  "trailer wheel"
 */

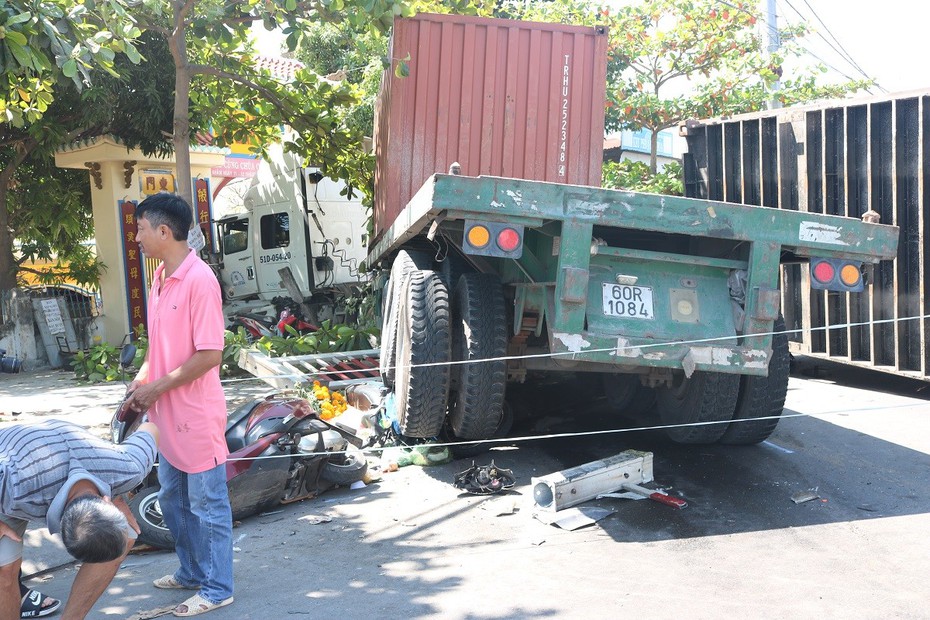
xmin=601 ymin=374 xmax=657 ymax=418
xmin=395 ymin=270 xmax=451 ymax=438
xmin=443 ymin=400 xmax=514 ymax=458
xmin=380 ymin=250 xmax=432 ymax=388
xmin=449 ymin=273 xmax=508 ymax=439
xmin=655 ymin=371 xmax=739 ymax=444
xmin=719 ymin=317 xmax=790 ymax=444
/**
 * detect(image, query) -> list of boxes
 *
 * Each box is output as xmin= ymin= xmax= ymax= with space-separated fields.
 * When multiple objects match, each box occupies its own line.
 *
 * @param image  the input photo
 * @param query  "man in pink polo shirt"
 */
xmin=125 ymin=193 xmax=233 ymax=617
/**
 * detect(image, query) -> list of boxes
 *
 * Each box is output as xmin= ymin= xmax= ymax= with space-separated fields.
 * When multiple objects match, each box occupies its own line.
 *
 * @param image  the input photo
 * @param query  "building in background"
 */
xmin=603 ymin=128 xmax=684 ymax=169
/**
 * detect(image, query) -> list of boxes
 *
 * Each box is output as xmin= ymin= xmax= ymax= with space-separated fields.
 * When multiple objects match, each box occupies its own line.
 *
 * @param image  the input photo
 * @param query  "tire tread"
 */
xmin=719 ymin=317 xmax=790 ymax=444
xmin=450 ymin=273 xmax=508 ymax=439
xmin=396 ymin=270 xmax=451 ymax=438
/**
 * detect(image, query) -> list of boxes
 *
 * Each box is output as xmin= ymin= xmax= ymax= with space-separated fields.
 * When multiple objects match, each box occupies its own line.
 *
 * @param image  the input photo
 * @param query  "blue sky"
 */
xmin=770 ymin=0 xmax=928 ymax=94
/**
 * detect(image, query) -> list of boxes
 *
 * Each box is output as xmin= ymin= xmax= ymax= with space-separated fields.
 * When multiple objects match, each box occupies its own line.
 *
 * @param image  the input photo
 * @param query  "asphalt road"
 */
xmin=1 ymin=358 xmax=928 ymax=619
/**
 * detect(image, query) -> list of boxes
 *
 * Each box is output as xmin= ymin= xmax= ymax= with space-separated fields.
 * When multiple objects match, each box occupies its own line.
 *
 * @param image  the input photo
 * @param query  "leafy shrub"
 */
xmin=221 ymin=327 xmax=252 ymax=377
xmin=602 ymin=160 xmax=684 ymax=196
xmin=71 ymin=325 xmax=149 ymax=383
xmin=72 ymin=343 xmax=130 ymax=383
xmin=255 ymin=319 xmax=379 ymax=358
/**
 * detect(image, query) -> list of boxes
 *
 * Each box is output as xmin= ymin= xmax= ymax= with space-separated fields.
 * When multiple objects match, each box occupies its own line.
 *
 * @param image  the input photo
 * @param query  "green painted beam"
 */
xmin=428 ymin=174 xmax=899 ymax=262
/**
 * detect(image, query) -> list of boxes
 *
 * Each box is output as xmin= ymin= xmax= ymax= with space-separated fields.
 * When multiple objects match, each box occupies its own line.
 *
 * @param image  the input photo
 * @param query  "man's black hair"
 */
xmin=60 ymin=495 xmax=128 ymax=563
xmin=135 ymin=193 xmax=193 ymax=241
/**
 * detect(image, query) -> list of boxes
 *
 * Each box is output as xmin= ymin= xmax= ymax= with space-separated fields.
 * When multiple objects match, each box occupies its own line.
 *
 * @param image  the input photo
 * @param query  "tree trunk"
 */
xmin=650 ymin=129 xmax=659 ymax=175
xmin=0 ymin=142 xmax=36 ymax=292
xmin=0 ymin=182 xmax=18 ymax=292
xmin=170 ymin=3 xmax=194 ymax=211
xmin=173 ymin=61 xmax=193 ymax=208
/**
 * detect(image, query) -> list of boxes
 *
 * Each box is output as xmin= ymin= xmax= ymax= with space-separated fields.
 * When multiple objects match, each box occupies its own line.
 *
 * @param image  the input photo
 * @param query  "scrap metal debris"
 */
xmin=533 ymin=507 xmax=614 ymax=531
xmin=453 ymin=461 xmax=516 ymax=495
xmin=791 ymin=489 xmax=821 ymax=504
xmin=480 ymin=496 xmax=518 ymax=516
xmin=125 ymin=604 xmax=176 ymax=619
xmin=299 ymin=514 xmax=333 ymax=525
xmin=598 ymin=483 xmax=688 ymax=509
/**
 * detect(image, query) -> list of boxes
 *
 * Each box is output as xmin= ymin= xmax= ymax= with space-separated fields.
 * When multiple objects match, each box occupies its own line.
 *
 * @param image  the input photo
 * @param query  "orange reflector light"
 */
xmin=812 ymin=261 xmax=835 ymax=284
xmin=496 ymin=228 xmax=521 ymax=252
xmin=462 ymin=219 xmax=524 ymax=258
xmin=810 ymin=257 xmax=864 ymax=292
xmin=840 ymin=264 xmax=861 ymax=287
xmin=466 ymin=225 xmax=490 ymax=248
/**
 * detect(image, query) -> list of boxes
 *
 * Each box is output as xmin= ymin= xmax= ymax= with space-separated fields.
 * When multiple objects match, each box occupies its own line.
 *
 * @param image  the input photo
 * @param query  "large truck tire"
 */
xmin=655 ymin=370 xmax=739 ymax=444
xmin=443 ymin=401 xmax=514 ymax=458
xmin=449 ymin=273 xmax=508 ymax=439
xmin=380 ymin=250 xmax=432 ymax=388
xmin=719 ymin=317 xmax=791 ymax=445
xmin=395 ymin=270 xmax=451 ymax=438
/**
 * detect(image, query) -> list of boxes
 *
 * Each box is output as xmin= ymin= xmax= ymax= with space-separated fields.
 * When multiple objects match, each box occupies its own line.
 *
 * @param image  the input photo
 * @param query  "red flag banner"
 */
xmin=119 ymin=200 xmax=146 ymax=338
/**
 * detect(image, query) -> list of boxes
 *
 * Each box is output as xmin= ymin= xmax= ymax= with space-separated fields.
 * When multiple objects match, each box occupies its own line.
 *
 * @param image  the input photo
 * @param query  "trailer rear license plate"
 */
xmin=602 ymin=283 xmax=654 ymax=319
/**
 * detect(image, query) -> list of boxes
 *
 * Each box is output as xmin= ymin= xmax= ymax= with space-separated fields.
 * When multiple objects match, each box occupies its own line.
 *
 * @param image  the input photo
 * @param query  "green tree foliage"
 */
xmin=0 ymin=0 xmax=147 ymax=291
xmin=1 ymin=34 xmax=185 ymax=291
xmin=602 ymin=160 xmax=684 ymax=196
xmin=607 ymin=0 xmax=872 ymax=173
xmin=130 ymin=0 xmax=420 ymax=214
xmin=295 ymin=24 xmax=388 ymax=139
xmin=0 ymin=1 xmax=141 ymax=126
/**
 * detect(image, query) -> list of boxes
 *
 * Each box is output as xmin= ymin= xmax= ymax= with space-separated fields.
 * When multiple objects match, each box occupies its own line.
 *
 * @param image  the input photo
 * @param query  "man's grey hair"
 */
xmin=60 ymin=496 xmax=128 ymax=563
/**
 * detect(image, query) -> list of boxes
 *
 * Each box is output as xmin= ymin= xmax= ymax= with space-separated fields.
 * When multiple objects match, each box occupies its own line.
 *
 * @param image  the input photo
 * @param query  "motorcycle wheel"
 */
xmin=320 ymin=452 xmax=368 ymax=486
xmin=128 ymin=485 xmax=176 ymax=550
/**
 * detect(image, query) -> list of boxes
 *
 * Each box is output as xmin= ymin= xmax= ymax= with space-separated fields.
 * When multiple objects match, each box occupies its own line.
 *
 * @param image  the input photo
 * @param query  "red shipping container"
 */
xmin=373 ymin=12 xmax=608 ymax=242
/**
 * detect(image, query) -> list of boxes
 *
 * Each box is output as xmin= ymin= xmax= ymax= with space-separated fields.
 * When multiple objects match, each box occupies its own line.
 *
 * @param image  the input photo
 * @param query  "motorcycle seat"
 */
xmin=226 ymin=399 xmax=262 ymax=453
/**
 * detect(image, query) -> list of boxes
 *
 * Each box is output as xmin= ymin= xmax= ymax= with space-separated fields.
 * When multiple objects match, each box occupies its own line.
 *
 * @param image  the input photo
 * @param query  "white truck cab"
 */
xmin=216 ymin=162 xmax=368 ymax=304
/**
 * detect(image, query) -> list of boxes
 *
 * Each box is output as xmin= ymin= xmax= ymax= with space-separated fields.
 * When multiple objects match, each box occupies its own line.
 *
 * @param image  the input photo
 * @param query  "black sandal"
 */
xmin=20 ymin=589 xmax=61 ymax=618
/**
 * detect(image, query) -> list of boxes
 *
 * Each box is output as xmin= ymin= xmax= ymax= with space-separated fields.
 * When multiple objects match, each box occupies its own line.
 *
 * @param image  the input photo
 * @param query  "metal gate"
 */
xmin=682 ymin=91 xmax=929 ymax=379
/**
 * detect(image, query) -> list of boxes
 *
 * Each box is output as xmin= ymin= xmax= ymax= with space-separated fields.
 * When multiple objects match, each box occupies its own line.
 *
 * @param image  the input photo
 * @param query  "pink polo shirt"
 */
xmin=146 ymin=250 xmax=228 ymax=473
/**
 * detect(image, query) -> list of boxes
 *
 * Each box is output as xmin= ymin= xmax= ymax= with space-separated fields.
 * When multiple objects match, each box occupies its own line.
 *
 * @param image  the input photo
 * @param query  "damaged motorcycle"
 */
xmin=111 ymin=347 xmax=368 ymax=549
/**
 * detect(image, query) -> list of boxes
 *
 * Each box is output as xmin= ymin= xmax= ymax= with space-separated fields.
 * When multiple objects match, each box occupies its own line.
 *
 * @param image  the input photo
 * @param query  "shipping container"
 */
xmin=682 ymin=90 xmax=930 ymax=379
xmin=373 ymin=12 xmax=608 ymax=243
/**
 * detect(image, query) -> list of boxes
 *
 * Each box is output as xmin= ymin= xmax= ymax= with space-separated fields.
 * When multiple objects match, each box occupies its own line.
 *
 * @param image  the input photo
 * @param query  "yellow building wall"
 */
xmin=54 ymin=137 xmax=227 ymax=344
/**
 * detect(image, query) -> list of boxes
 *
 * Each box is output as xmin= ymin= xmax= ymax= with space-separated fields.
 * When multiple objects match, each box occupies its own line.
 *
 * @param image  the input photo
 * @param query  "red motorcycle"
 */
xmin=231 ymin=303 xmax=318 ymax=341
xmin=111 ymin=347 xmax=368 ymax=549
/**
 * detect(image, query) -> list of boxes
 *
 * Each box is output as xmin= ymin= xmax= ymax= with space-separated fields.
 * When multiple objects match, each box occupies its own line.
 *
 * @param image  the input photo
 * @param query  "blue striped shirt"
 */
xmin=0 ymin=420 xmax=156 ymax=525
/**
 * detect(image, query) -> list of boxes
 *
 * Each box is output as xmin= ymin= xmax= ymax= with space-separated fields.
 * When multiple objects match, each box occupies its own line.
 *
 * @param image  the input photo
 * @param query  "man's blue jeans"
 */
xmin=157 ymin=459 xmax=234 ymax=603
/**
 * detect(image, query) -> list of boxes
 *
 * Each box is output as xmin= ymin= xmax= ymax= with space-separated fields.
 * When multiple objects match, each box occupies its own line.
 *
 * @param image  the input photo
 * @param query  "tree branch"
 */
xmin=188 ymin=64 xmax=295 ymax=115
xmin=175 ymin=0 xmax=198 ymax=34
xmin=0 ymin=136 xmax=38 ymax=185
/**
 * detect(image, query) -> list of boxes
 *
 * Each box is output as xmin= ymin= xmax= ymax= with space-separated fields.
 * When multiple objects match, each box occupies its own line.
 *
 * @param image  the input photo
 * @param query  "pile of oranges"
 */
xmin=309 ymin=380 xmax=348 ymax=420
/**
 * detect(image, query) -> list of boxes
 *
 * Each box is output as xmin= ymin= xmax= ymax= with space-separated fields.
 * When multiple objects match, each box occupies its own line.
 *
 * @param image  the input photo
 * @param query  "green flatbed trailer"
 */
xmin=369 ymin=173 xmax=899 ymax=446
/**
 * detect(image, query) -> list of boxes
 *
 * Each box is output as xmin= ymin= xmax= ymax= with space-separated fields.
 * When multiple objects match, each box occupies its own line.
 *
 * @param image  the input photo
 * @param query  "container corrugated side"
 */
xmin=373 ymin=12 xmax=608 ymax=244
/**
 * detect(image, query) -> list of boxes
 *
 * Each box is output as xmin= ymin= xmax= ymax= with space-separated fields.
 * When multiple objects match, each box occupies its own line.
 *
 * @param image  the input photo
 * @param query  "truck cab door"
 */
xmin=217 ymin=216 xmax=259 ymax=300
xmin=252 ymin=202 xmax=312 ymax=300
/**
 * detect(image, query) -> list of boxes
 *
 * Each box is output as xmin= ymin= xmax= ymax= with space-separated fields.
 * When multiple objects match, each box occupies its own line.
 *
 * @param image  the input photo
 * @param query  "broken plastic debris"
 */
xmin=349 ymin=480 xmax=366 ymax=490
